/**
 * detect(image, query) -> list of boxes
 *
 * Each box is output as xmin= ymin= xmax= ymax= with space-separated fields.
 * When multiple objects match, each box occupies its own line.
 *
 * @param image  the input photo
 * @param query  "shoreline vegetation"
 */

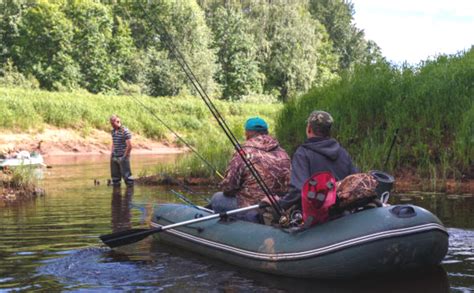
xmin=1 ymin=2 xmax=472 ymax=199
xmin=134 ymin=173 xmax=473 ymax=195
xmin=0 ymin=165 xmax=45 ymax=205
xmin=1 ymin=51 xmax=473 ymax=198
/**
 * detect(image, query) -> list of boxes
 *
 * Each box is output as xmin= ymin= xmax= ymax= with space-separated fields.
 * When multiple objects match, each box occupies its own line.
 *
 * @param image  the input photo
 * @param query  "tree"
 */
xmin=209 ymin=6 xmax=262 ymax=100
xmin=248 ymin=2 xmax=338 ymax=101
xmin=308 ymin=0 xmax=381 ymax=69
xmin=109 ymin=15 xmax=136 ymax=87
xmin=115 ymin=1 xmax=218 ymax=97
xmin=0 ymin=1 xmax=22 ymax=66
xmin=12 ymin=2 xmax=80 ymax=90
xmin=64 ymin=1 xmax=126 ymax=93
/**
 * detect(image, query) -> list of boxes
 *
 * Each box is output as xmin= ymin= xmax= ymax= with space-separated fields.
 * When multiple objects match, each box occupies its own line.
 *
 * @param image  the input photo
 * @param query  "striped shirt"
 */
xmin=111 ymin=127 xmax=132 ymax=157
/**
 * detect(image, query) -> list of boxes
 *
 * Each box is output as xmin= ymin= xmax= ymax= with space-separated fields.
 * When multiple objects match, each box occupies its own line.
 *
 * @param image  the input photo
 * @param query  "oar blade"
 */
xmin=100 ymin=228 xmax=161 ymax=248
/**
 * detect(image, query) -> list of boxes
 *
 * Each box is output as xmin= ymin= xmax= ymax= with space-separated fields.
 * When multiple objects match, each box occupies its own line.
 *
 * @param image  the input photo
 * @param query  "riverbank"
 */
xmin=0 ymin=126 xmax=185 ymax=157
xmin=0 ymin=185 xmax=45 ymax=205
xmin=0 ymin=126 xmax=184 ymax=204
xmin=0 ymin=166 xmax=45 ymax=206
xmin=136 ymin=172 xmax=473 ymax=195
xmin=1 ymin=127 xmax=472 ymax=195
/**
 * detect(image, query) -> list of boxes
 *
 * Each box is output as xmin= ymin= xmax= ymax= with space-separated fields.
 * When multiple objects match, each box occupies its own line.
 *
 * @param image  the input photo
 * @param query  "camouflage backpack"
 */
xmin=336 ymin=170 xmax=395 ymax=209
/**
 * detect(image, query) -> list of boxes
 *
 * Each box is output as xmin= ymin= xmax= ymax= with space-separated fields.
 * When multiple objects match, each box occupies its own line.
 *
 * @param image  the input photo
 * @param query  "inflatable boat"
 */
xmin=150 ymin=203 xmax=448 ymax=279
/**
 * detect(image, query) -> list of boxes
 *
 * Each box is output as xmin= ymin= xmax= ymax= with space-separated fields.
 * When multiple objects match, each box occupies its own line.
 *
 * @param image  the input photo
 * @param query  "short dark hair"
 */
xmin=247 ymin=129 xmax=268 ymax=136
xmin=307 ymin=110 xmax=333 ymax=137
xmin=309 ymin=121 xmax=331 ymax=137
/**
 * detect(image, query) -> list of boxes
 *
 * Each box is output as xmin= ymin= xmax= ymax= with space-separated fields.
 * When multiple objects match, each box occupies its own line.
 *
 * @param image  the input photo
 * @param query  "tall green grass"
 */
xmin=276 ymin=49 xmax=474 ymax=179
xmin=5 ymin=166 xmax=40 ymax=190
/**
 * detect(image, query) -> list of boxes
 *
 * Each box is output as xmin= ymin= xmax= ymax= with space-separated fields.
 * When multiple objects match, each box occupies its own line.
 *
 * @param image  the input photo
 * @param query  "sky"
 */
xmin=352 ymin=0 xmax=474 ymax=65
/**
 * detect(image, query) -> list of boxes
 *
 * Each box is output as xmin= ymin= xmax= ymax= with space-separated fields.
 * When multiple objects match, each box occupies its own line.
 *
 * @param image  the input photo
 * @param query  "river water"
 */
xmin=0 ymin=155 xmax=473 ymax=292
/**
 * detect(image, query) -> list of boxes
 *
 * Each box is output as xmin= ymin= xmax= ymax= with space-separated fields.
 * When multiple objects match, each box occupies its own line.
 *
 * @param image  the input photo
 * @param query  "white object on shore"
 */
xmin=0 ymin=151 xmax=46 ymax=168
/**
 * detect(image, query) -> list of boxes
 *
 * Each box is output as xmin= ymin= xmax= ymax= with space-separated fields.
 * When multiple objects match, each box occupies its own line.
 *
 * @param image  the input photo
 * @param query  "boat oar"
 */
xmin=100 ymin=203 xmax=267 ymax=248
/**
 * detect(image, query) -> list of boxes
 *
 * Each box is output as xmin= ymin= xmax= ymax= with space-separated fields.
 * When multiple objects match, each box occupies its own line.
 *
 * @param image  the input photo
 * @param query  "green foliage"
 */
xmin=276 ymin=49 xmax=474 ymax=179
xmin=209 ymin=6 xmax=263 ymax=100
xmin=2 ymin=1 xmax=378 ymax=100
xmin=152 ymin=105 xmax=282 ymax=178
xmin=308 ymin=0 xmax=383 ymax=69
xmin=248 ymin=1 xmax=339 ymax=101
xmin=64 ymin=1 xmax=128 ymax=93
xmin=116 ymin=1 xmax=218 ymax=97
xmin=0 ymin=59 xmax=39 ymax=89
xmin=0 ymin=1 xmax=22 ymax=65
xmin=12 ymin=2 xmax=81 ymax=90
xmin=3 ymin=165 xmax=39 ymax=190
xmin=0 ymin=86 xmax=281 ymax=142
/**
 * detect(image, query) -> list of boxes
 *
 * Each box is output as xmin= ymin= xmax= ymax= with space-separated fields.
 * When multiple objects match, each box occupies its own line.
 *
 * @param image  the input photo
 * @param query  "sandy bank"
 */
xmin=0 ymin=126 xmax=185 ymax=157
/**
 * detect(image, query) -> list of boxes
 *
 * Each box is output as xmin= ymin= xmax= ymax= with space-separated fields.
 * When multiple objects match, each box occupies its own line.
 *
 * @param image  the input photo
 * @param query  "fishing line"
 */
xmin=137 ymin=4 xmax=280 ymax=215
xmin=136 ymin=3 xmax=283 ymax=216
xmin=130 ymin=95 xmax=224 ymax=179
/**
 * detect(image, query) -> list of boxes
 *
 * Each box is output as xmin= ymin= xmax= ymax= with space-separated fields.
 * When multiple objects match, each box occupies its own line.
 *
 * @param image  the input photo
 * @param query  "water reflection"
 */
xmin=111 ymin=186 xmax=133 ymax=233
xmin=37 ymin=238 xmax=450 ymax=293
xmin=0 ymin=155 xmax=473 ymax=291
xmin=392 ymin=193 xmax=474 ymax=228
xmin=238 ymin=265 xmax=450 ymax=293
xmin=147 ymin=241 xmax=451 ymax=293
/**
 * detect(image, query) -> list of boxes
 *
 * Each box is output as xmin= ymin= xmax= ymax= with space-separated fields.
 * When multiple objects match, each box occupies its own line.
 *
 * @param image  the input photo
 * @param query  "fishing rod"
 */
xmin=138 ymin=4 xmax=284 ymax=217
xmin=383 ymin=95 xmax=407 ymax=170
xmin=170 ymin=189 xmax=213 ymax=212
xmin=130 ymin=95 xmax=224 ymax=180
xmin=163 ymin=173 xmax=211 ymax=203
xmin=383 ymin=128 xmax=399 ymax=170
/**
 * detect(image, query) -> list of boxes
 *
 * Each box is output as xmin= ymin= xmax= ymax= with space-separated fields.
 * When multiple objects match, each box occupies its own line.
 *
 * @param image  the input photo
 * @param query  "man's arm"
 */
xmin=219 ymin=152 xmax=244 ymax=196
xmin=123 ymin=128 xmax=132 ymax=158
xmin=279 ymin=148 xmax=309 ymax=209
xmin=125 ymin=139 xmax=132 ymax=158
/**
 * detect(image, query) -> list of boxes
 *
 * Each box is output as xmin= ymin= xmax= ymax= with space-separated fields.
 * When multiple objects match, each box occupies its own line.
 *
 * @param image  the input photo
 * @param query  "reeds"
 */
xmin=276 ymin=48 xmax=474 ymax=179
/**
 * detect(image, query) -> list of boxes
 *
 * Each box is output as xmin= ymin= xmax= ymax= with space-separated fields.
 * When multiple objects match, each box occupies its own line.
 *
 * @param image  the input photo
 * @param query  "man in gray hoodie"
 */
xmin=279 ymin=110 xmax=358 ymax=210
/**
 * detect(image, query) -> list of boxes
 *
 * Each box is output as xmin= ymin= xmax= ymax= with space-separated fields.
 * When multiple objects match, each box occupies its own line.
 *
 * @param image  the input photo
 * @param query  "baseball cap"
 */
xmin=306 ymin=110 xmax=333 ymax=128
xmin=245 ymin=117 xmax=268 ymax=131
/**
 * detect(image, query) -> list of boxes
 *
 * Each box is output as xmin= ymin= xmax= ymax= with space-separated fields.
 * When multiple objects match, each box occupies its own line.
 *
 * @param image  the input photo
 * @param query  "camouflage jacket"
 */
xmin=219 ymin=134 xmax=291 ymax=207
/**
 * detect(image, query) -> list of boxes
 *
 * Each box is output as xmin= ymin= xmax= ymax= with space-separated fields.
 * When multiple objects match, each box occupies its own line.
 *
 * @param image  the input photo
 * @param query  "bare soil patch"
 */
xmin=0 ymin=126 xmax=185 ymax=157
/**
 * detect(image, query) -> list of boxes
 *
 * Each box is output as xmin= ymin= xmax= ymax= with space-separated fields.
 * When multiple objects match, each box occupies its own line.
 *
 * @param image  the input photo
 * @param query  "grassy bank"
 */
xmin=2 ymin=45 xmax=472 ymax=185
xmin=0 ymin=166 xmax=44 ymax=203
xmin=276 ymin=49 xmax=473 ymax=180
xmin=0 ymin=87 xmax=282 ymax=178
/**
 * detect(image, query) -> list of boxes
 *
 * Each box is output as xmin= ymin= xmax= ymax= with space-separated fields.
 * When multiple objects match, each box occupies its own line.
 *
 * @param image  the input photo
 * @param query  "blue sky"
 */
xmin=352 ymin=0 xmax=474 ymax=64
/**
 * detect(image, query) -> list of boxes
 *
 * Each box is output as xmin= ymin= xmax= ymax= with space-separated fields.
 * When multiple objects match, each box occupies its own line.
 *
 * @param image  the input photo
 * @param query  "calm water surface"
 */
xmin=0 ymin=154 xmax=473 ymax=292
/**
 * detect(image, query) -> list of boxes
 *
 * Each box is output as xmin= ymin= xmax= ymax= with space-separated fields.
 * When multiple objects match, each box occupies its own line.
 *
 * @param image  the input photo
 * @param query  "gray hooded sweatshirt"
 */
xmin=279 ymin=137 xmax=358 ymax=209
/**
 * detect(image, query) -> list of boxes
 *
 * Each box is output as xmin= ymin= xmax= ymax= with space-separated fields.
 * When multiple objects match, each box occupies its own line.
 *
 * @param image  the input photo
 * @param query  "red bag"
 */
xmin=301 ymin=171 xmax=337 ymax=227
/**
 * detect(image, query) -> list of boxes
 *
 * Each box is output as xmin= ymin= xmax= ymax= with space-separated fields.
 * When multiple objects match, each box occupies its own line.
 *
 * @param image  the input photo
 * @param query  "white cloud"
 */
xmin=352 ymin=0 xmax=474 ymax=64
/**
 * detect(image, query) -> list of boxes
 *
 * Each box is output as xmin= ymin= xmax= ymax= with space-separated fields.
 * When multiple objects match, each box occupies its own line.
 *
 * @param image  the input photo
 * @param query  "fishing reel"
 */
xmin=278 ymin=209 xmax=303 ymax=228
xmin=289 ymin=210 xmax=303 ymax=227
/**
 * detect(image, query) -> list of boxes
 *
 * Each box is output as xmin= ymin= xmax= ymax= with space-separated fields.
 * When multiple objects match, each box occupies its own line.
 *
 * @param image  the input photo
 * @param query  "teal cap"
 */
xmin=245 ymin=117 xmax=268 ymax=131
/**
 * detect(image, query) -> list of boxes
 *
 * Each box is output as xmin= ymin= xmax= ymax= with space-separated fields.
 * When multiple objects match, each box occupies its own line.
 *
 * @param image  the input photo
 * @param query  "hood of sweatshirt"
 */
xmin=301 ymin=137 xmax=341 ymax=161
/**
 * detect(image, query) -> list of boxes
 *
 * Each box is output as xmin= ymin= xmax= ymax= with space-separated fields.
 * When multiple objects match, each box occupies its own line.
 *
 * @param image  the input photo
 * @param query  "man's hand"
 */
xmin=261 ymin=195 xmax=280 ymax=206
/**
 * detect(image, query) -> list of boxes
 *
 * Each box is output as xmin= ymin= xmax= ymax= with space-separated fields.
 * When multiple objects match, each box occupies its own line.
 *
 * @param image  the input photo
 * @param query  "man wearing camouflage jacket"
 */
xmin=210 ymin=117 xmax=291 ymax=222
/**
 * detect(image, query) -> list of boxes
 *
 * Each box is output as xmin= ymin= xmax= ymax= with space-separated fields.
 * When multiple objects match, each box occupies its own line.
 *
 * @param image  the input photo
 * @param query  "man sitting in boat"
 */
xmin=209 ymin=117 xmax=291 ymax=223
xmin=278 ymin=110 xmax=358 ymax=212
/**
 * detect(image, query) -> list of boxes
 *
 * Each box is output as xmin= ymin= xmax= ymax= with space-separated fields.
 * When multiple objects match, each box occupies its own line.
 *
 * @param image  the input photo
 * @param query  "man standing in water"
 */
xmin=110 ymin=114 xmax=134 ymax=187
